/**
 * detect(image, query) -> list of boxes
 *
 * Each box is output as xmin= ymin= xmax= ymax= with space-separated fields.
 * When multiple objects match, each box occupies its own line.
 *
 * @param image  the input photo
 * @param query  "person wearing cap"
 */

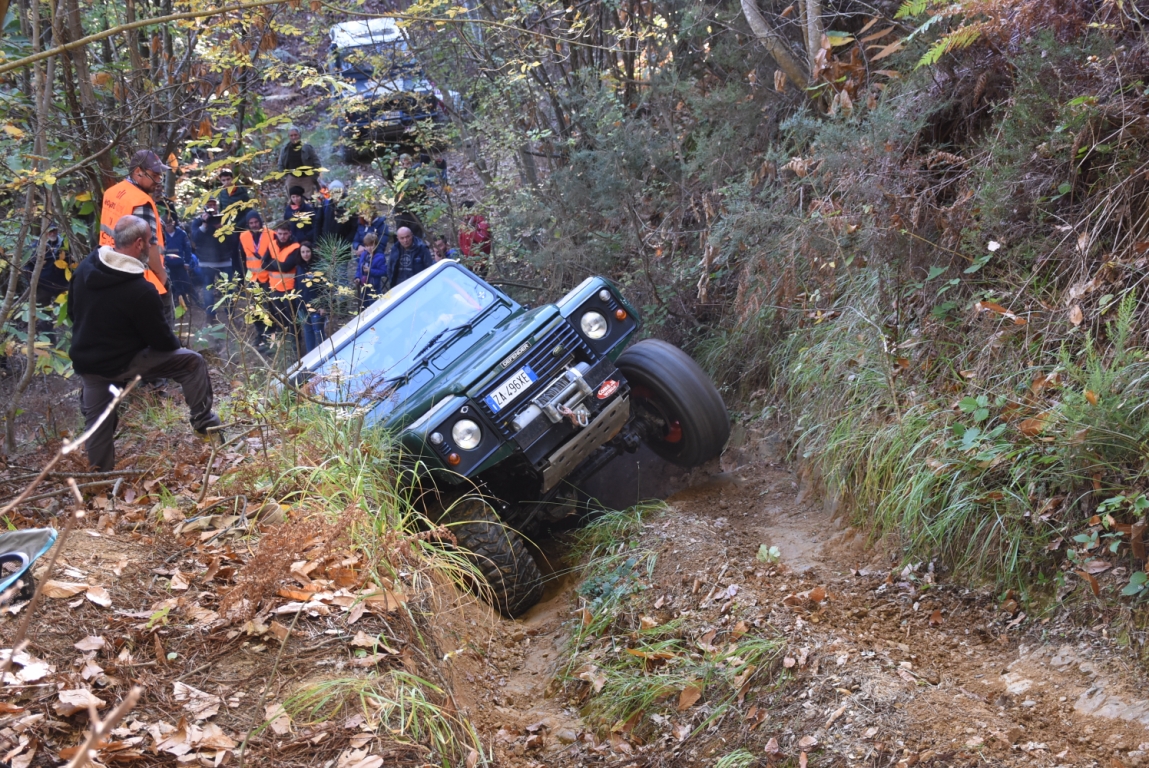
xmin=263 ymin=221 xmax=302 ymax=354
xmin=277 ymin=127 xmax=321 ymax=198
xmin=239 ymin=212 xmax=271 ymax=287
xmin=21 ymin=222 xmax=73 ymax=343
xmin=69 ymin=214 xmax=221 ymax=471
xmin=283 ymin=185 xmax=316 ymax=242
xmin=99 ymin=150 xmax=172 ymax=327
xmin=216 ymin=168 xmax=252 ymax=275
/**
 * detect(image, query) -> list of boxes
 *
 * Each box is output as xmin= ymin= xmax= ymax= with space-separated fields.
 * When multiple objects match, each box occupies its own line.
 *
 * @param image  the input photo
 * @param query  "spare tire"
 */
xmin=445 ymin=498 xmax=544 ymax=617
xmin=617 ymin=339 xmax=730 ymax=467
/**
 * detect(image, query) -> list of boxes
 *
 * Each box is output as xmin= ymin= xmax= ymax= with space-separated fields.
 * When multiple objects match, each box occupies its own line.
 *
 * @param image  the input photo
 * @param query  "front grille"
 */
xmin=478 ymin=322 xmax=589 ymax=438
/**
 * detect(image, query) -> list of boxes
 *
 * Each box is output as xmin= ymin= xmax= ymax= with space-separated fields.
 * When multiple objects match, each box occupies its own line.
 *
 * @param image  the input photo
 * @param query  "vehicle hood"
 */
xmin=382 ymin=305 xmax=563 ymax=429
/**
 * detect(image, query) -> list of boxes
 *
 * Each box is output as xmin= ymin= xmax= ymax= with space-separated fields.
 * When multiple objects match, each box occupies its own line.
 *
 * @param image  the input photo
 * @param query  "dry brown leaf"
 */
xmin=1082 ymin=559 xmax=1112 ymax=574
xmin=765 ymin=737 xmax=782 ymax=755
xmin=677 ymin=683 xmax=702 ymax=711
xmin=928 ymin=609 xmax=943 ymax=626
xmin=1018 ymin=414 xmax=1048 ymax=437
xmin=799 ymin=752 xmax=809 ymax=768
xmin=732 ymin=620 xmax=749 ymax=638
xmin=1084 ymin=389 xmax=1099 ymax=406
xmin=799 ymin=735 xmax=818 ymax=749
xmin=1076 ymin=570 xmax=1101 ymax=597
xmin=85 ymin=586 xmax=112 ymax=608
xmin=1069 ymin=305 xmax=1084 ymax=326
xmin=577 ymin=665 xmax=607 ymax=693
xmin=170 ymin=571 xmax=191 ymax=591
xmin=640 ymin=615 xmax=658 ymax=629
xmin=55 ymin=688 xmax=107 ymax=716
xmin=809 ymin=586 xmax=827 ymax=603
xmin=42 ymin=580 xmax=87 ymax=598
xmin=265 ymin=703 xmax=292 ymax=735
xmin=74 ymin=636 xmax=106 ymax=652
xmin=173 ymin=681 xmax=222 ymax=721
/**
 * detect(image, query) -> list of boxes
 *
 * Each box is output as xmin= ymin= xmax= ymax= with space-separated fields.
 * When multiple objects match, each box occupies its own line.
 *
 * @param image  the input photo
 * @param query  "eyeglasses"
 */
xmin=142 ymin=169 xmax=163 ymax=183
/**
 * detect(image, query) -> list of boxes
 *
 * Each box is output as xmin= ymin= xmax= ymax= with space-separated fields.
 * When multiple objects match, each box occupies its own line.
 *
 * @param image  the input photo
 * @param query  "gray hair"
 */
xmin=113 ymin=215 xmax=151 ymax=251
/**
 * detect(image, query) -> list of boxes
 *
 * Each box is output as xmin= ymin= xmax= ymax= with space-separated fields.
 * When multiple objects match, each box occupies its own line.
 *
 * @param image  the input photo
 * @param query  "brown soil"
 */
xmin=470 ymin=430 xmax=1149 ymax=767
xmin=5 ymin=422 xmax=1149 ymax=767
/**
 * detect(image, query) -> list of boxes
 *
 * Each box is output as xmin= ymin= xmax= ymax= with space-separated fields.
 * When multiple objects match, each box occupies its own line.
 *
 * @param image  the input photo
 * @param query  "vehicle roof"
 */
xmin=330 ymin=17 xmax=403 ymax=49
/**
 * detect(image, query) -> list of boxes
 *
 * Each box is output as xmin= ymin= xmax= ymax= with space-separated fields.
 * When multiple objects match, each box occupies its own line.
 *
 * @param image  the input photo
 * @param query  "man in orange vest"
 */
xmin=263 ymin=221 xmax=302 ymax=355
xmin=99 ymin=150 xmax=173 ymax=327
xmin=239 ymin=211 xmax=270 ymax=286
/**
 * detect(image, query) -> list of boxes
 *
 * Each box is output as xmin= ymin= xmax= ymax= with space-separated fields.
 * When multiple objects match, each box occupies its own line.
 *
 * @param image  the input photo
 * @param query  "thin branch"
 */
xmin=65 ymin=686 xmax=143 ymax=768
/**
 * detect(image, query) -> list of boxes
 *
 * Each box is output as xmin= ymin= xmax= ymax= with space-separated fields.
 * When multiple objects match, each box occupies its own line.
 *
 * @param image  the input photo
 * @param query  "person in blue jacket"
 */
xmin=162 ymin=213 xmax=201 ymax=309
xmin=352 ymin=212 xmax=389 ymax=252
xmin=355 ymin=232 xmax=387 ymax=309
xmin=387 ymin=226 xmax=432 ymax=288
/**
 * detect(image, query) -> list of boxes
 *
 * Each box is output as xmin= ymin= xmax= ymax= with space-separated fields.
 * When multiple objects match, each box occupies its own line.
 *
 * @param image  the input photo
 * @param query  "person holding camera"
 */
xmin=192 ymin=199 xmax=232 ymax=322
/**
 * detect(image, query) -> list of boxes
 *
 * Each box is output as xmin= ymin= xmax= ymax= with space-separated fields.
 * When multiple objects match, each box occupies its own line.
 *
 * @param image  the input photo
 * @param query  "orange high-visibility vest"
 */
xmin=266 ymin=239 xmax=299 ymax=292
xmin=240 ymin=230 xmax=271 ymax=283
xmin=99 ymin=179 xmax=167 ymax=295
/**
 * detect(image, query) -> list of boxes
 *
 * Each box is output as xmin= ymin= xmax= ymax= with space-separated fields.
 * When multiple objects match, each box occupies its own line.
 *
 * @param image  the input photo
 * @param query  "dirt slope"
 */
xmin=475 ymin=428 xmax=1149 ymax=767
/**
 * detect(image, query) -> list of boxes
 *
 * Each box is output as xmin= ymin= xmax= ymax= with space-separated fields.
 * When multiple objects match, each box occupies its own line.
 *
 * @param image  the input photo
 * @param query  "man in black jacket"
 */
xmin=69 ymin=215 xmax=221 ymax=470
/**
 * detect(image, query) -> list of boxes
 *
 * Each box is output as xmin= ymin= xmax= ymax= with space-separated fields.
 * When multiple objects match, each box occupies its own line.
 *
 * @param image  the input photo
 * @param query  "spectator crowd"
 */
xmin=12 ymin=130 xmax=497 ymax=471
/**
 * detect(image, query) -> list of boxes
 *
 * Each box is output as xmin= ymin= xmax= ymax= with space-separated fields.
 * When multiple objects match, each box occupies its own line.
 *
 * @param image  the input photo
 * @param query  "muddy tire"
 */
xmin=617 ymin=339 xmax=730 ymax=467
xmin=446 ymin=498 xmax=544 ymax=618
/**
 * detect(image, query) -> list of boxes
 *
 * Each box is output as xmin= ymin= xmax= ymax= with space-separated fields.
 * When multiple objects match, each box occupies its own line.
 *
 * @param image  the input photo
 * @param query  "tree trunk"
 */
xmin=740 ymin=0 xmax=808 ymax=91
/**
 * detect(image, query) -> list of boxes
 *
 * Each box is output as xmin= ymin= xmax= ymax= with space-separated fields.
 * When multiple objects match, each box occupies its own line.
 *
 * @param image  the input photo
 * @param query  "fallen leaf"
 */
xmin=809 ymin=586 xmax=827 ymax=603
xmin=173 ymin=682 xmax=222 ymax=721
xmin=640 ymin=615 xmax=658 ymax=629
xmin=799 ymin=735 xmax=818 ymax=749
xmin=1083 ymin=559 xmax=1112 ymax=574
xmin=1018 ymin=414 xmax=1049 ymax=437
xmin=1085 ymin=389 xmax=1099 ymax=406
xmin=42 ymin=580 xmax=87 ymax=598
xmin=799 ymin=752 xmax=809 ymax=768
xmin=170 ymin=571 xmax=190 ymax=591
xmin=1076 ymin=570 xmax=1101 ymax=597
xmin=74 ymin=636 xmax=106 ymax=652
xmin=266 ymin=703 xmax=292 ymax=735
xmin=677 ymin=683 xmax=702 ymax=711
xmin=765 ymin=737 xmax=782 ymax=755
xmin=55 ymin=688 xmax=107 ymax=716
xmin=928 ymin=609 xmax=943 ymax=626
xmin=85 ymin=586 xmax=112 ymax=607
xmin=577 ymin=665 xmax=607 ymax=693
xmin=732 ymin=620 xmax=749 ymax=638
xmin=1069 ymin=305 xmax=1084 ymax=326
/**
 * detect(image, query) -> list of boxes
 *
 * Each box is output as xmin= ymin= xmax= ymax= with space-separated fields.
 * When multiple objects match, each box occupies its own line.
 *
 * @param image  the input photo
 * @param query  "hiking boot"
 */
xmin=195 ymin=415 xmax=224 ymax=445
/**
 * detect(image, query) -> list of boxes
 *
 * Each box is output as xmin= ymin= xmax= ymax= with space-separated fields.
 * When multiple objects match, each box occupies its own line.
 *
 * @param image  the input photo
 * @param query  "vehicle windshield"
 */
xmin=337 ymin=42 xmax=412 ymax=79
xmin=305 ymin=268 xmax=498 ymax=405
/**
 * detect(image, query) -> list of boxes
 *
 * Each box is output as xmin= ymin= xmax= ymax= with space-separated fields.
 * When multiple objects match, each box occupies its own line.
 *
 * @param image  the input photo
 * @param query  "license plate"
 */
xmin=484 ymin=366 xmax=537 ymax=412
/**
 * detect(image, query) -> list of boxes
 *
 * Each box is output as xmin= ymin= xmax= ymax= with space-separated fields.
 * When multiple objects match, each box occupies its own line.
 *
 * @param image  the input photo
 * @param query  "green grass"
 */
xmin=564 ymin=503 xmax=785 ymax=741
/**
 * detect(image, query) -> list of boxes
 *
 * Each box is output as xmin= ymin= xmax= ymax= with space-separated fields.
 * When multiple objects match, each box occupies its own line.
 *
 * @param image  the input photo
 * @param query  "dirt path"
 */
xmin=476 ymin=431 xmax=1149 ymax=767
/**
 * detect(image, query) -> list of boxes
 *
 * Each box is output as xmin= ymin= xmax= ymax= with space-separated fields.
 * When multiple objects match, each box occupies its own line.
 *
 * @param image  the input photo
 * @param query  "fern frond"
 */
xmin=894 ymin=0 xmax=932 ymax=19
xmin=915 ymin=24 xmax=984 ymax=67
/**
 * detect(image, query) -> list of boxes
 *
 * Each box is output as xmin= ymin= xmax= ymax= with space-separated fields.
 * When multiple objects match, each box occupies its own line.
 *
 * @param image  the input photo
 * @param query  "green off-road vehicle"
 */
xmin=291 ymin=261 xmax=729 ymax=616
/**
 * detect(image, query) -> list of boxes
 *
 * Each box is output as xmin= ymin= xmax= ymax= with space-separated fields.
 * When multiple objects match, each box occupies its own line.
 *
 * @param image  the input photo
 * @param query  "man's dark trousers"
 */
xmin=79 ymin=347 xmax=218 ymax=471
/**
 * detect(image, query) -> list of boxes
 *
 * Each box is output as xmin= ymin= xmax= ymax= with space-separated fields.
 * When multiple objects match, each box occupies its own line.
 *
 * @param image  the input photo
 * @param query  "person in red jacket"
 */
xmin=457 ymin=201 xmax=491 ymax=276
xmin=69 ymin=215 xmax=221 ymax=470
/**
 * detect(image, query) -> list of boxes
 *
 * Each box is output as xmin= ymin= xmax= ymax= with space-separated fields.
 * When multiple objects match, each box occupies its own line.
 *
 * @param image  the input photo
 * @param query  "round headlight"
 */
xmin=580 ymin=311 xmax=608 ymax=340
xmin=451 ymin=419 xmax=482 ymax=450
xmin=598 ymin=289 xmax=611 ymax=302
xmin=429 ymin=431 xmax=444 ymax=446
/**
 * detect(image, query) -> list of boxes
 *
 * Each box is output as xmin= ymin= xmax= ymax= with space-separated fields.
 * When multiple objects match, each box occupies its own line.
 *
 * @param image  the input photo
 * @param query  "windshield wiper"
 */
xmin=412 ymin=321 xmax=475 ymax=362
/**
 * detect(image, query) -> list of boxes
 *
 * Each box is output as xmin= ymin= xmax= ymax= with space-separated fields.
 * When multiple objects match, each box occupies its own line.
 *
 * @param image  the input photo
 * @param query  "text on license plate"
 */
xmin=484 ymin=366 xmax=537 ymax=412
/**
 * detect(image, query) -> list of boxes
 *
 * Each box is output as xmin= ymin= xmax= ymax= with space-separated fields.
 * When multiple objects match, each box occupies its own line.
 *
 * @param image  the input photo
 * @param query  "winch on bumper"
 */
xmin=502 ymin=359 xmax=631 ymax=493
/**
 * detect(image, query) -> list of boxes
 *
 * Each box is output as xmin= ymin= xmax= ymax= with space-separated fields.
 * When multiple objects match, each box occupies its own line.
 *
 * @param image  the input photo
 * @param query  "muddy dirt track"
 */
xmin=4 ymin=421 xmax=1149 ymax=767
xmin=460 ymin=429 xmax=1149 ymax=768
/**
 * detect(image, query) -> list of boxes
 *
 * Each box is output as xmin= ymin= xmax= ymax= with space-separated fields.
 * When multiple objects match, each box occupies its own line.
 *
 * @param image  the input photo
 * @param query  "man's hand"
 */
xmin=147 ymin=241 xmax=168 ymax=286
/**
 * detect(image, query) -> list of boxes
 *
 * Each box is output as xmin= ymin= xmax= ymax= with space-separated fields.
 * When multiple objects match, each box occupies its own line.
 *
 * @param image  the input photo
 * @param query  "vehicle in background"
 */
xmin=327 ymin=17 xmax=452 ymax=161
